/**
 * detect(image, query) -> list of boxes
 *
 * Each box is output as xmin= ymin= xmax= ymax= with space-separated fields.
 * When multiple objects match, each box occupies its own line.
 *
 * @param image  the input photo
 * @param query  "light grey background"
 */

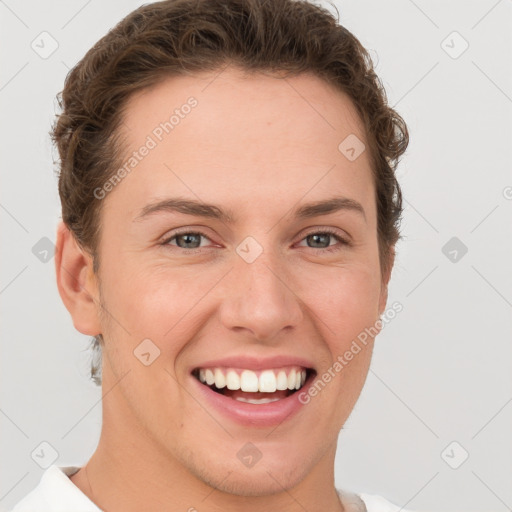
xmin=1 ymin=1 xmax=511 ymax=511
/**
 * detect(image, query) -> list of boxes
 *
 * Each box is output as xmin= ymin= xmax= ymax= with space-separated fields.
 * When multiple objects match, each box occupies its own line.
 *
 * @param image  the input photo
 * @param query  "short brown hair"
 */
xmin=52 ymin=0 xmax=409 ymax=385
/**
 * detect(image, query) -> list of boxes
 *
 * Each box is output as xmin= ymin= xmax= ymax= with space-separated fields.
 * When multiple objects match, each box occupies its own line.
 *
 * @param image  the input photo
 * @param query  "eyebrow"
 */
xmin=294 ymin=196 xmax=366 ymax=222
xmin=135 ymin=198 xmax=236 ymax=224
xmin=134 ymin=196 xmax=366 ymax=223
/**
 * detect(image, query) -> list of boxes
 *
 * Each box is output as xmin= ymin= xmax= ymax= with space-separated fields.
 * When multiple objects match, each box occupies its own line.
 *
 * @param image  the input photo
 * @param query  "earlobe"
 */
xmin=55 ymin=222 xmax=102 ymax=336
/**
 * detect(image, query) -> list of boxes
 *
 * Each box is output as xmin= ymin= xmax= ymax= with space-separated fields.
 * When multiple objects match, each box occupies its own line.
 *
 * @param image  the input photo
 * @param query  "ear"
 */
xmin=55 ymin=221 xmax=102 ymax=336
xmin=378 ymin=245 xmax=395 ymax=317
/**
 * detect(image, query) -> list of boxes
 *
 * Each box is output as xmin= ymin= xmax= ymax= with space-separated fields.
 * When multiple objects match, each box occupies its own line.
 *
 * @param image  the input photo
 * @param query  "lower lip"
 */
xmin=191 ymin=374 xmax=313 ymax=427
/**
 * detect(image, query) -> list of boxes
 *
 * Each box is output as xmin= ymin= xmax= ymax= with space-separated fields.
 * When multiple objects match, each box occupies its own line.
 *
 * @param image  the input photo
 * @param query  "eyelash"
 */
xmin=160 ymin=227 xmax=351 ymax=254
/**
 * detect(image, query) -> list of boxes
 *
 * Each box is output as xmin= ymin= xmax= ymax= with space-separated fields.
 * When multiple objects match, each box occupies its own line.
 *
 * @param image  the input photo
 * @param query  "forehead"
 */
xmin=122 ymin=66 xmax=367 ymax=145
xmin=112 ymin=67 xmax=375 ymax=223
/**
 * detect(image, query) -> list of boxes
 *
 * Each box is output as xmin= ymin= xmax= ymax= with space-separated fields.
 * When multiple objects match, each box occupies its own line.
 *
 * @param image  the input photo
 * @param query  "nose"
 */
xmin=218 ymin=247 xmax=304 ymax=343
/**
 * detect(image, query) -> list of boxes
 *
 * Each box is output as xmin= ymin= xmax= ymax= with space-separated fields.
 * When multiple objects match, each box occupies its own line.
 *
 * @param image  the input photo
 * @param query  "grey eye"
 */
xmin=306 ymin=233 xmax=332 ymax=248
xmin=174 ymin=233 xmax=203 ymax=249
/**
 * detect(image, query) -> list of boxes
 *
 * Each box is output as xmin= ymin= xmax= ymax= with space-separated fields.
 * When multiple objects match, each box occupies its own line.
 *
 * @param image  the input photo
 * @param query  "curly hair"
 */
xmin=52 ymin=0 xmax=409 ymax=386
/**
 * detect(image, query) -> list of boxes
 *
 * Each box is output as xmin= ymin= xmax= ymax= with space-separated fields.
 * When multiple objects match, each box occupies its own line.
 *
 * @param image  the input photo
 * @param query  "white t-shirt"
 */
xmin=10 ymin=465 xmax=418 ymax=512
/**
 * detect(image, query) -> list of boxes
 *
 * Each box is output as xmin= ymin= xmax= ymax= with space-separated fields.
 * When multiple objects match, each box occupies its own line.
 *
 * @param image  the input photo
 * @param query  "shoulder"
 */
xmin=359 ymin=492 xmax=421 ymax=512
xmin=338 ymin=488 xmax=421 ymax=512
xmin=10 ymin=466 xmax=101 ymax=512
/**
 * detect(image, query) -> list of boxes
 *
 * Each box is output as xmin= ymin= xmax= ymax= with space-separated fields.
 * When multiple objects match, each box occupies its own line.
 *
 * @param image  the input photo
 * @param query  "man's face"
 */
xmin=92 ymin=67 xmax=389 ymax=493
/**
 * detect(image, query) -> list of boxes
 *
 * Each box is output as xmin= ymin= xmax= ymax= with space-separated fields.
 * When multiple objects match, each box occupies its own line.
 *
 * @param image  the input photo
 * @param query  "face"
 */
xmin=90 ymin=67 xmax=390 ymax=494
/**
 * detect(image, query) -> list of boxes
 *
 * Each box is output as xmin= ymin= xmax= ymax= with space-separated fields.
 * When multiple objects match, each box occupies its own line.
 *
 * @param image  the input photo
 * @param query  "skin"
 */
xmin=56 ymin=66 xmax=394 ymax=512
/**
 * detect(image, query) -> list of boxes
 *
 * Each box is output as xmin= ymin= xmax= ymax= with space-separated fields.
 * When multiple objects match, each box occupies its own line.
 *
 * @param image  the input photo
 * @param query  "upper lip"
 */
xmin=190 ymin=355 xmax=316 ymax=372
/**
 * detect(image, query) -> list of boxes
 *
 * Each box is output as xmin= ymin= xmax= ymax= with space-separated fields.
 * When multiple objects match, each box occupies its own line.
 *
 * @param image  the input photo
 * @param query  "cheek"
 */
xmin=101 ymin=252 xmax=381 ymax=358
xmin=297 ymin=263 xmax=381 ymax=337
xmin=101 ymin=264 xmax=217 ymax=353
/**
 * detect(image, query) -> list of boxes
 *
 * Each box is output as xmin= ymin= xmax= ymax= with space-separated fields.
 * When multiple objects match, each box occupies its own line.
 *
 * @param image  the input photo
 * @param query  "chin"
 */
xmin=200 ymin=463 xmax=310 ymax=497
xmin=179 ymin=443 xmax=316 ymax=497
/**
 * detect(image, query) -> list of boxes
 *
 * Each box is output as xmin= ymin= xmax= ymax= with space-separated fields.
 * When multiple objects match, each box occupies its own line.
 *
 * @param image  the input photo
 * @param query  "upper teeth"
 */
xmin=197 ymin=367 xmax=307 ymax=392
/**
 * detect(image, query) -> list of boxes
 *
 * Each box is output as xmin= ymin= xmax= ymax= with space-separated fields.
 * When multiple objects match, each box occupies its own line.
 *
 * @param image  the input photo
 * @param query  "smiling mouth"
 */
xmin=192 ymin=366 xmax=315 ymax=404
